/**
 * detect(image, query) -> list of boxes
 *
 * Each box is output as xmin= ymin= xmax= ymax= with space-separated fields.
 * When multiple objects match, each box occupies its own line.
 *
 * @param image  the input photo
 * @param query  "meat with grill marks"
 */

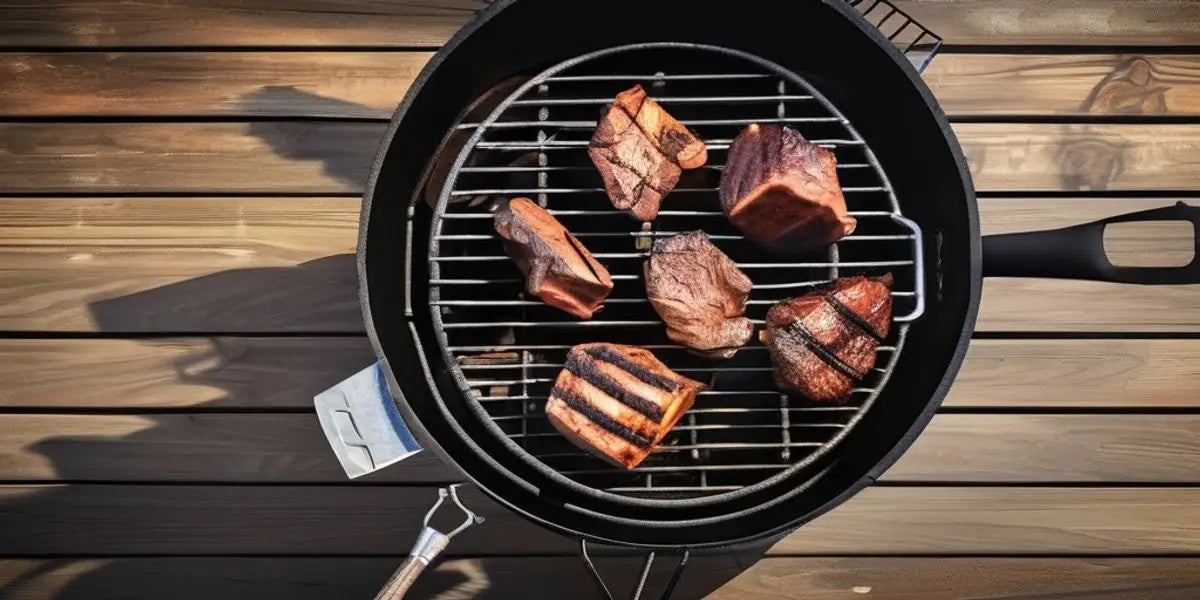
xmin=545 ymin=343 xmax=706 ymax=469
xmin=760 ymin=275 xmax=893 ymax=402
xmin=494 ymin=197 xmax=613 ymax=319
xmin=719 ymin=124 xmax=856 ymax=252
xmin=644 ymin=231 xmax=754 ymax=359
xmin=588 ymin=85 xmax=707 ymax=221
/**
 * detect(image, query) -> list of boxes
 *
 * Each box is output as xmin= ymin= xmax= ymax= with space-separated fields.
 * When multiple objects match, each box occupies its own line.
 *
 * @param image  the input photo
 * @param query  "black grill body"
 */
xmin=360 ymin=0 xmax=979 ymax=548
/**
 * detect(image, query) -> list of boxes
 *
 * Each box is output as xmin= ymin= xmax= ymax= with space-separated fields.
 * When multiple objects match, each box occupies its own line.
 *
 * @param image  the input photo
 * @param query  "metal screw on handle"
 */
xmin=374 ymin=485 xmax=485 ymax=600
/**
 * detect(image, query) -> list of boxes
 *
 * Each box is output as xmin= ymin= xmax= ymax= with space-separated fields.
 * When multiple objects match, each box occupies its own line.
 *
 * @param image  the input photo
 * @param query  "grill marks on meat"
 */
xmin=761 ymin=275 xmax=893 ymax=402
xmin=546 ymin=343 xmax=705 ymax=469
xmin=720 ymin=124 xmax=856 ymax=252
xmin=644 ymin=231 xmax=754 ymax=359
xmin=494 ymin=197 xmax=613 ymax=319
xmin=589 ymin=85 xmax=707 ymax=221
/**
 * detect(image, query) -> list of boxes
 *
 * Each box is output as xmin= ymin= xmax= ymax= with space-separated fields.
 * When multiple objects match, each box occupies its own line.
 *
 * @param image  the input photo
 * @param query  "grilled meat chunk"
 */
xmin=644 ymin=231 xmax=754 ymax=359
xmin=546 ymin=343 xmax=706 ymax=469
xmin=494 ymin=197 xmax=613 ymax=319
xmin=589 ymin=85 xmax=707 ymax=221
xmin=719 ymin=124 xmax=856 ymax=252
xmin=761 ymin=275 xmax=893 ymax=402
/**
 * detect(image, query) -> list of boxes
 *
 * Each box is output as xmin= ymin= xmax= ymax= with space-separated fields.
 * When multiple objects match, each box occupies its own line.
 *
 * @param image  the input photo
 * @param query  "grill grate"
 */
xmin=424 ymin=44 xmax=924 ymax=503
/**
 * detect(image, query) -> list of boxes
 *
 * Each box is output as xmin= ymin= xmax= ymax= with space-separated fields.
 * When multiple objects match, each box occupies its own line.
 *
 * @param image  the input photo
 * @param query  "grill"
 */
xmin=423 ymin=43 xmax=926 ymax=504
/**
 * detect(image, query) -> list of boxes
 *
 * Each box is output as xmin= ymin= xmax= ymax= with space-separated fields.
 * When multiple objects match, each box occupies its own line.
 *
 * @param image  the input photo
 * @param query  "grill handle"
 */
xmin=982 ymin=201 xmax=1200 ymax=284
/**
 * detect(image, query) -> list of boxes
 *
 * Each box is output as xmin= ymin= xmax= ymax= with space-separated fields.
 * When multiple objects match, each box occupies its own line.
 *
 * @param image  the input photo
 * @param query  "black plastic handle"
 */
xmin=982 ymin=201 xmax=1200 ymax=284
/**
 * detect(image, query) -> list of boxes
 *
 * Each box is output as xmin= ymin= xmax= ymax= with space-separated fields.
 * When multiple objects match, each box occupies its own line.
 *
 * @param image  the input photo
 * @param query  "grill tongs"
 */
xmin=374 ymin=485 xmax=485 ymax=600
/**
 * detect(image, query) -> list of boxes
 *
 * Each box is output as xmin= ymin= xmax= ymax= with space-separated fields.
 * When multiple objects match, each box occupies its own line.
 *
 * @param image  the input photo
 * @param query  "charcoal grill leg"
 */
xmin=579 ymin=539 xmax=691 ymax=600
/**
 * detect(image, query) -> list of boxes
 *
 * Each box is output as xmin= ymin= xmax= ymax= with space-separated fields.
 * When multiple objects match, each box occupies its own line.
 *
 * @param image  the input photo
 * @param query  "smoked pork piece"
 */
xmin=494 ymin=197 xmax=613 ymax=319
xmin=719 ymin=124 xmax=856 ymax=252
xmin=588 ymin=85 xmax=707 ymax=221
xmin=644 ymin=231 xmax=754 ymax=359
xmin=760 ymin=275 xmax=893 ymax=402
xmin=546 ymin=343 xmax=706 ymax=469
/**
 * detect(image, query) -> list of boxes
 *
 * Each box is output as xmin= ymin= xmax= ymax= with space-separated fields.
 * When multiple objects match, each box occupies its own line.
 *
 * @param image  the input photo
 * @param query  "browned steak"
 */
xmin=644 ymin=231 xmax=755 ymax=359
xmin=545 ymin=343 xmax=706 ymax=469
xmin=719 ymin=124 xmax=856 ymax=252
xmin=760 ymin=275 xmax=893 ymax=402
xmin=493 ymin=197 xmax=613 ymax=319
xmin=588 ymin=85 xmax=707 ymax=221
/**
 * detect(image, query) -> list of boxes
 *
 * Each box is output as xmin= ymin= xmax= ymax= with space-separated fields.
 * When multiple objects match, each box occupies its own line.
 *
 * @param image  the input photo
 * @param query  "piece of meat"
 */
xmin=760 ymin=275 xmax=893 ymax=402
xmin=545 ymin=343 xmax=706 ymax=469
xmin=644 ymin=231 xmax=755 ymax=359
xmin=494 ymin=197 xmax=614 ymax=319
xmin=588 ymin=85 xmax=707 ymax=221
xmin=719 ymin=124 xmax=856 ymax=252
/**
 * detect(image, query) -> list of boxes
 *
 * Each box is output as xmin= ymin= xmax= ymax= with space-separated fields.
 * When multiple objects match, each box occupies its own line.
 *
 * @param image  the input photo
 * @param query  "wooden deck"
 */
xmin=1 ymin=1 xmax=1199 ymax=598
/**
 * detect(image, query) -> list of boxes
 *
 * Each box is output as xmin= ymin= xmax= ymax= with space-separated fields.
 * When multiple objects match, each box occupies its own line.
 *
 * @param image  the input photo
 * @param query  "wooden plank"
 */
xmin=894 ymin=0 xmax=1200 ymax=46
xmin=0 ymin=52 xmax=432 ymax=118
xmin=926 ymin=54 xmax=1200 ymax=116
xmin=948 ymin=339 xmax=1200 ymax=408
xmin=2 ymin=413 xmax=1198 ymax=484
xmin=0 ymin=197 xmax=360 ymax=332
xmin=5 ymin=337 xmax=1196 ymax=409
xmin=0 ymin=556 xmax=750 ymax=600
xmin=2 ymin=557 xmax=1198 ymax=600
xmin=0 ymin=485 xmax=1197 ymax=555
xmin=6 ymin=52 xmax=1200 ymax=118
xmin=711 ymin=557 xmax=1200 ymax=600
xmin=1 ymin=1 xmax=1197 ymax=47
xmin=3 ymin=123 xmax=1200 ymax=193
xmin=2 ymin=197 xmax=1198 ymax=333
xmin=0 ymin=123 xmax=380 ymax=194
xmin=0 ymin=338 xmax=375 ymax=409
xmin=773 ymin=487 xmax=1200 ymax=555
xmin=0 ymin=1 xmax=484 ymax=48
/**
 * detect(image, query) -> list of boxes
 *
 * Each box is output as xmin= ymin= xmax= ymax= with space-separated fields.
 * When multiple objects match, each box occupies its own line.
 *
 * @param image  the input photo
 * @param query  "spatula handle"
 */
xmin=374 ymin=556 xmax=428 ymax=600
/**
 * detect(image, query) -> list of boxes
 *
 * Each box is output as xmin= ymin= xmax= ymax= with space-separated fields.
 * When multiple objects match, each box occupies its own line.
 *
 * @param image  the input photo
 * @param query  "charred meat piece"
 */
xmin=546 ymin=343 xmax=706 ymax=469
xmin=719 ymin=124 xmax=856 ymax=252
xmin=494 ymin=197 xmax=613 ymax=319
xmin=644 ymin=231 xmax=754 ymax=359
xmin=761 ymin=275 xmax=893 ymax=402
xmin=589 ymin=85 xmax=707 ymax=221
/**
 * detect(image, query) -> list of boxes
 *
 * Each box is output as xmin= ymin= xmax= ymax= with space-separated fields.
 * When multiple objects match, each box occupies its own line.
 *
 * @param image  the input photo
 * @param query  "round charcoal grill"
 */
xmin=428 ymin=43 xmax=926 ymax=505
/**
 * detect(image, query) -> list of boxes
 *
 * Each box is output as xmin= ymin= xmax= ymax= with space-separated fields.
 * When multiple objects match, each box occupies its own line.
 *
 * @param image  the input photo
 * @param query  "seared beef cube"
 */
xmin=546 ymin=343 xmax=706 ymax=469
xmin=589 ymin=85 xmax=707 ymax=221
xmin=494 ymin=197 xmax=613 ymax=319
xmin=644 ymin=231 xmax=754 ymax=359
xmin=761 ymin=275 xmax=893 ymax=402
xmin=719 ymin=124 xmax=856 ymax=252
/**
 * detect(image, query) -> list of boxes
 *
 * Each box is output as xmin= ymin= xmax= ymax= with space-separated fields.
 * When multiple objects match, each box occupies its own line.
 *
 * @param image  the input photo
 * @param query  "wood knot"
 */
xmin=1081 ymin=56 xmax=1169 ymax=115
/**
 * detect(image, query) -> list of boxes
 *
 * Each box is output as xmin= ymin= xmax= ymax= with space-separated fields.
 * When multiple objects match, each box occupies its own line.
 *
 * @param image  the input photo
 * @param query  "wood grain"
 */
xmin=4 ymin=337 xmax=1195 ymax=409
xmin=4 ymin=123 xmax=1200 ymax=193
xmin=0 ymin=197 xmax=360 ymax=332
xmin=0 ymin=556 xmax=750 ymax=600
xmin=947 ymin=338 xmax=1200 ymax=408
xmin=0 ymin=485 xmax=1197 ymax=555
xmin=1 ymin=1 xmax=1196 ymax=47
xmin=2 ymin=413 xmax=1198 ymax=483
xmin=926 ymin=54 xmax=1200 ymax=116
xmin=2 ymin=197 xmax=1198 ymax=333
xmin=0 ymin=338 xmax=375 ymax=409
xmin=711 ymin=557 xmax=1200 ymax=600
xmin=6 ymin=52 xmax=1200 ymax=118
xmin=2 ymin=557 xmax=1198 ymax=600
xmin=893 ymin=0 xmax=1200 ymax=46
xmin=0 ymin=52 xmax=432 ymax=118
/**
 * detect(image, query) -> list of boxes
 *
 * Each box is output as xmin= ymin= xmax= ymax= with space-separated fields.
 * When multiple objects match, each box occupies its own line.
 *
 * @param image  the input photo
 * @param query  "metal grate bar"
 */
xmin=544 ymin=73 xmax=772 ymax=82
xmin=436 ymin=232 xmax=913 ymax=241
xmin=433 ymin=254 xmax=912 ymax=268
xmin=472 ymin=139 xmax=859 ymax=150
xmin=448 ymin=186 xmax=887 ymax=195
xmin=460 ymin=116 xmax=841 ymax=130
xmin=511 ymin=94 xmax=813 ymax=106
xmin=438 ymin=209 xmax=899 ymax=219
xmin=457 ymin=162 xmax=872 ymax=173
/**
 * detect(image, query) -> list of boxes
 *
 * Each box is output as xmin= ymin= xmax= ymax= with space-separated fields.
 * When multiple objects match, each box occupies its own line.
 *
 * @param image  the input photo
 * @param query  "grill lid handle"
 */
xmin=982 ymin=201 xmax=1200 ymax=285
xmin=314 ymin=361 xmax=424 ymax=479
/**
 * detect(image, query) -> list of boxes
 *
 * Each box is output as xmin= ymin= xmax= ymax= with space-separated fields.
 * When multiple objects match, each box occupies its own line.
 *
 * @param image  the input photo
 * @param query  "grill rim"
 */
xmin=426 ymin=42 xmax=922 ymax=509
